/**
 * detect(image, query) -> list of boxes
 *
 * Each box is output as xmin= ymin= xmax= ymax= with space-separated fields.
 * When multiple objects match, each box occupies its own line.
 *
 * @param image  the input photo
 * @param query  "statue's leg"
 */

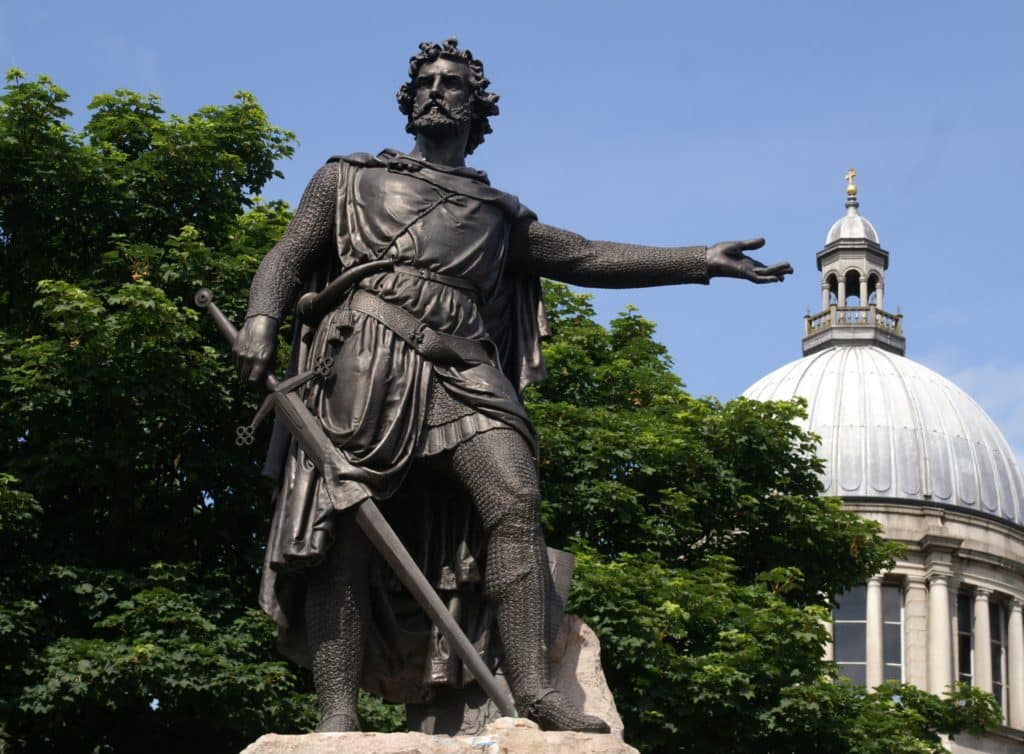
xmin=448 ymin=428 xmax=610 ymax=733
xmin=304 ymin=508 xmax=371 ymax=732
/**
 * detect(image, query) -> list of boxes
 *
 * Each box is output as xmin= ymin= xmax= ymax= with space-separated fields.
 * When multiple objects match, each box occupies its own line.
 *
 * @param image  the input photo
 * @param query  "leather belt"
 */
xmin=348 ymin=289 xmax=495 ymax=367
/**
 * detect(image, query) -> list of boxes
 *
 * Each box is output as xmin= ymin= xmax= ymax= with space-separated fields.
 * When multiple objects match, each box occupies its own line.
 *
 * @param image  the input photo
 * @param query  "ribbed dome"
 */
xmin=743 ymin=346 xmax=1024 ymax=526
xmin=826 ymin=204 xmax=879 ymax=244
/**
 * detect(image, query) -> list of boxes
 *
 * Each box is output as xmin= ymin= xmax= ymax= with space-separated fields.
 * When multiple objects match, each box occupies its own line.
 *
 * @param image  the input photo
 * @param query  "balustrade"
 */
xmin=804 ymin=305 xmax=903 ymax=335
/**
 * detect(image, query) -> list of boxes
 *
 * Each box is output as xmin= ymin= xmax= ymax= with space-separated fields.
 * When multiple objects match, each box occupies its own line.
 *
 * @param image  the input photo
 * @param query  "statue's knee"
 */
xmin=484 ymin=553 xmax=534 ymax=596
xmin=479 ymin=489 xmax=541 ymax=535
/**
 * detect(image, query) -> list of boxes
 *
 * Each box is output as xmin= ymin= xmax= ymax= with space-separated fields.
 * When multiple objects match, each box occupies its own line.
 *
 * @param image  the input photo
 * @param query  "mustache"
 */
xmin=413 ymin=99 xmax=452 ymax=119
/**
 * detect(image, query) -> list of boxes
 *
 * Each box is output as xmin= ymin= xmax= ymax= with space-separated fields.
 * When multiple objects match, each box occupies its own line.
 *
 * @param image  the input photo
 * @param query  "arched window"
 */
xmin=867 ymin=273 xmax=880 ymax=305
xmin=844 ymin=270 xmax=861 ymax=307
xmin=827 ymin=273 xmax=838 ymax=305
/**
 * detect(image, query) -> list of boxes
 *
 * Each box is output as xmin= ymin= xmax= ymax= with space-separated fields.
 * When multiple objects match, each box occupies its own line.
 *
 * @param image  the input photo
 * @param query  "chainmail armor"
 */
xmin=425 ymin=378 xmax=475 ymax=427
xmin=449 ymin=429 xmax=607 ymax=731
xmin=448 ymin=429 xmax=549 ymax=707
xmin=518 ymin=221 xmax=708 ymax=287
xmin=305 ymin=511 xmax=370 ymax=732
xmin=247 ymin=162 xmax=339 ymax=320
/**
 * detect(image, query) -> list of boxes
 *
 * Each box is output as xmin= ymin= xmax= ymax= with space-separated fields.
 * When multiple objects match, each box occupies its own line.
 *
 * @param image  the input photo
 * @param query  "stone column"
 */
xmin=838 ymin=278 xmax=847 ymax=307
xmin=866 ymin=576 xmax=885 ymax=688
xmin=903 ymin=577 xmax=929 ymax=688
xmin=821 ymin=284 xmax=830 ymax=312
xmin=859 ymin=276 xmax=868 ymax=305
xmin=876 ymin=283 xmax=884 ymax=310
xmin=928 ymin=574 xmax=952 ymax=695
xmin=973 ymin=589 xmax=992 ymax=694
xmin=1008 ymin=598 xmax=1024 ymax=729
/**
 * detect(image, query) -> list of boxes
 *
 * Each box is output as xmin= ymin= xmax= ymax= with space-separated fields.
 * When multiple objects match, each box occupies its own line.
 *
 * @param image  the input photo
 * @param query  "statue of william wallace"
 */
xmin=229 ymin=38 xmax=792 ymax=734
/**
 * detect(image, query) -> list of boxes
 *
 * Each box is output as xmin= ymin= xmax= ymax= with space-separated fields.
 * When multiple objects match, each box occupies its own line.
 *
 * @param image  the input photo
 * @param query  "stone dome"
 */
xmin=826 ymin=204 xmax=880 ymax=245
xmin=743 ymin=345 xmax=1024 ymax=526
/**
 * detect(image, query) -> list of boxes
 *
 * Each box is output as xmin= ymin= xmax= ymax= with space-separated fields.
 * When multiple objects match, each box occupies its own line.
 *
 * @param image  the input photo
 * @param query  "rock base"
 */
xmin=410 ymin=613 xmax=624 ymax=737
xmin=240 ymin=717 xmax=639 ymax=754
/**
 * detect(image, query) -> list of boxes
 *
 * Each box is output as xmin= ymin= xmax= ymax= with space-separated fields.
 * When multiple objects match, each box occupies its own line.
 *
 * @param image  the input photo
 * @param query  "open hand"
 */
xmin=706 ymin=238 xmax=793 ymax=284
xmin=231 ymin=314 xmax=279 ymax=388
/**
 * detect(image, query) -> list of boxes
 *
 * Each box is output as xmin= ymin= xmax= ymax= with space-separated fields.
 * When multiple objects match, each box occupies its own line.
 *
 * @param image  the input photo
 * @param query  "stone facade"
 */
xmin=847 ymin=500 xmax=1024 ymax=750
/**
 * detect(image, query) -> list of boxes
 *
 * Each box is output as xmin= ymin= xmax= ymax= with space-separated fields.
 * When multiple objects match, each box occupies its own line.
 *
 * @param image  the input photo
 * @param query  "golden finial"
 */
xmin=845 ymin=167 xmax=858 ymax=198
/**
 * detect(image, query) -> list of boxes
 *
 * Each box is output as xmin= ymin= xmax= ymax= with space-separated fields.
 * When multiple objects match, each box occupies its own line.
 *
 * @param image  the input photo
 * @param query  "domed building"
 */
xmin=743 ymin=171 xmax=1024 ymax=753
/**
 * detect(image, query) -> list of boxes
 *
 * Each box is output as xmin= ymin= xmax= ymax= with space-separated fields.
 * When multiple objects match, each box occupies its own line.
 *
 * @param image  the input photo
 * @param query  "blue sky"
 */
xmin=4 ymin=1 xmax=1022 ymax=463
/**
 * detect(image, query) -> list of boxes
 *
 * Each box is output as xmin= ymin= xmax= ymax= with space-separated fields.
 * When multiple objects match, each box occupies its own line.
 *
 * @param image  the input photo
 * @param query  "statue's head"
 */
xmin=396 ymin=38 xmax=499 ymax=156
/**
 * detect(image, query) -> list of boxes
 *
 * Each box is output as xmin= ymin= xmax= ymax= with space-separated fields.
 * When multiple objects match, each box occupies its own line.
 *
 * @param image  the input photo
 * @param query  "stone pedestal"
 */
xmin=241 ymin=717 xmax=639 ymax=754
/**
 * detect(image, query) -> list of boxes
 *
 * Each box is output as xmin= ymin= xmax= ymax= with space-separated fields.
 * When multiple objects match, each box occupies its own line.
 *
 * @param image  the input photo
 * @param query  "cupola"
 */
xmin=802 ymin=169 xmax=905 ymax=356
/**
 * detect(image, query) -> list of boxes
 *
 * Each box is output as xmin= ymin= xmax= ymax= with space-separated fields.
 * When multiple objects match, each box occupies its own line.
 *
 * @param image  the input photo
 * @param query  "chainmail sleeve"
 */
xmin=246 ymin=161 xmax=340 ymax=320
xmin=514 ymin=220 xmax=708 ymax=288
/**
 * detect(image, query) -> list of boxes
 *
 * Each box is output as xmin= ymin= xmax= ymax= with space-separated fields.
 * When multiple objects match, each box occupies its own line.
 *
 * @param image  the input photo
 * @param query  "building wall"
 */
xmin=834 ymin=500 xmax=1024 ymax=749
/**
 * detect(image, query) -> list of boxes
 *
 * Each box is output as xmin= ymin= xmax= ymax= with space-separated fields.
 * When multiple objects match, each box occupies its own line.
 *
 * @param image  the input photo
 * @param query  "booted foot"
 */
xmin=316 ymin=712 xmax=360 ymax=732
xmin=523 ymin=689 xmax=611 ymax=733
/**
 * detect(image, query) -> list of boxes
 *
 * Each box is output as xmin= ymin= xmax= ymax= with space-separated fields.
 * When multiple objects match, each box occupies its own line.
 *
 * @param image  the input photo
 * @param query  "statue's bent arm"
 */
xmin=246 ymin=162 xmax=339 ymax=321
xmin=513 ymin=220 xmax=709 ymax=288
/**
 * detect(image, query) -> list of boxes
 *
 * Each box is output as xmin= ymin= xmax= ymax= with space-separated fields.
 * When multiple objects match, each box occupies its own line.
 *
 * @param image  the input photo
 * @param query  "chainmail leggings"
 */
xmin=304 ymin=426 xmax=551 ymax=723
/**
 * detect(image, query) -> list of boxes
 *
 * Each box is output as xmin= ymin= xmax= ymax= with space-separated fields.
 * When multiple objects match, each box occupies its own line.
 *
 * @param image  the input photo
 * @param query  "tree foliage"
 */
xmin=524 ymin=285 xmax=1002 ymax=752
xmin=0 ymin=74 xmax=1002 ymax=753
xmin=0 ymin=70 xmax=323 ymax=753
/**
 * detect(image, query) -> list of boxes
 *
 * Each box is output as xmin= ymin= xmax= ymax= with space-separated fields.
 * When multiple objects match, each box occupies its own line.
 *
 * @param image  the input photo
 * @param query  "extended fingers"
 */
xmin=740 ymin=237 xmax=766 ymax=252
xmin=751 ymin=260 xmax=794 ymax=283
xmin=759 ymin=261 xmax=793 ymax=277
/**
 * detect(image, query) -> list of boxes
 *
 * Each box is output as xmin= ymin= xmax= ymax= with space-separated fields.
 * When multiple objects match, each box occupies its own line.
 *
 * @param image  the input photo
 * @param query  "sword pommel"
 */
xmin=194 ymin=288 xmax=214 ymax=309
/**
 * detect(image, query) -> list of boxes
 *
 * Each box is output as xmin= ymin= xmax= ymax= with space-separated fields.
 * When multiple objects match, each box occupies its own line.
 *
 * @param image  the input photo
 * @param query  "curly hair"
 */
xmin=396 ymin=38 xmax=500 ymax=156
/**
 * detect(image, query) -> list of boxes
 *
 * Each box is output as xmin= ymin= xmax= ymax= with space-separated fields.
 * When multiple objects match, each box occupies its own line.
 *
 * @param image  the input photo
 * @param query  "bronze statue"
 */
xmin=227 ymin=38 xmax=792 ymax=734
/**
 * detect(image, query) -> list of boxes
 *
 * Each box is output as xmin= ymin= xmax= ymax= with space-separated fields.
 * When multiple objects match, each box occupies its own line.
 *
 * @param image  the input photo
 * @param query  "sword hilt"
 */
xmin=194 ymin=288 xmax=279 ymax=391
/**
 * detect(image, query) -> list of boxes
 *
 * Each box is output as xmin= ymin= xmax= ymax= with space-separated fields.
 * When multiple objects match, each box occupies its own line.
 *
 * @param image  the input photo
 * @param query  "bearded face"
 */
xmin=410 ymin=98 xmax=473 ymax=137
xmin=407 ymin=57 xmax=475 ymax=140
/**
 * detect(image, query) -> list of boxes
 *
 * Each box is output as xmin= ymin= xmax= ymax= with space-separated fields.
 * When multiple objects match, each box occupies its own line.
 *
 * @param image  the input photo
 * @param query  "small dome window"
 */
xmin=868 ymin=273 xmax=880 ymax=306
xmin=845 ymin=270 xmax=861 ymax=307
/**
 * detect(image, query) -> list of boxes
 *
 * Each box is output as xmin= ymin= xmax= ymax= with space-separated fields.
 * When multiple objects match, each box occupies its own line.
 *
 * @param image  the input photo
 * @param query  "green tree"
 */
xmin=525 ymin=283 xmax=1002 ymax=753
xmin=0 ymin=71 xmax=318 ymax=754
xmin=0 ymin=74 xmax=1001 ymax=753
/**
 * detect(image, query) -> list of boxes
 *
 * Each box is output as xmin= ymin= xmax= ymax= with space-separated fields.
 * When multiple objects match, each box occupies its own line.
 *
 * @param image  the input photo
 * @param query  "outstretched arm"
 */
xmin=513 ymin=221 xmax=791 ymax=287
xmin=234 ymin=161 xmax=338 ymax=386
